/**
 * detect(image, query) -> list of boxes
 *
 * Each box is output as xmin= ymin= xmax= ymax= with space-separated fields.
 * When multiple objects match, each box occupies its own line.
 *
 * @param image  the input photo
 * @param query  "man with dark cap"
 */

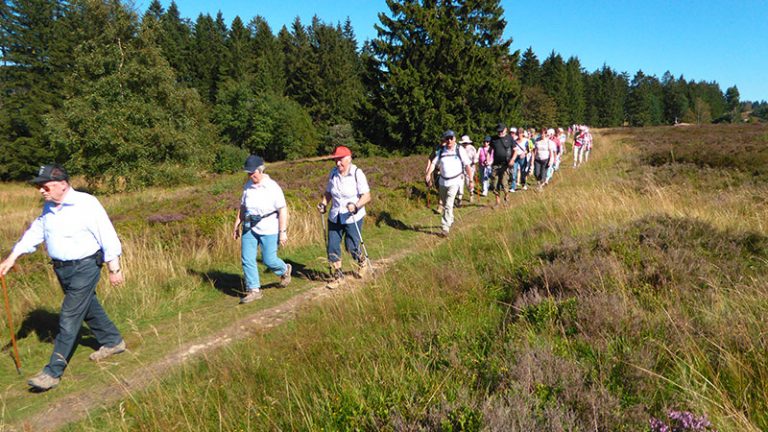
xmin=0 ymin=164 xmax=126 ymax=391
xmin=489 ymin=123 xmax=514 ymax=205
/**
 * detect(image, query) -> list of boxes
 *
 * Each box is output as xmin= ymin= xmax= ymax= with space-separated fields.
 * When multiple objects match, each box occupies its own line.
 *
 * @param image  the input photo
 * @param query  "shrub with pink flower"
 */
xmin=650 ymin=410 xmax=716 ymax=432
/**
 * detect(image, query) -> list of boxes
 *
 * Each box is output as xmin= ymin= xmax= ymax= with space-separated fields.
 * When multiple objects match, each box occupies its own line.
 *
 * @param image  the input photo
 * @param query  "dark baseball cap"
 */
xmin=483 ymin=135 xmax=492 ymax=142
xmin=442 ymin=130 xmax=456 ymax=140
xmin=31 ymin=164 xmax=69 ymax=185
xmin=496 ymin=123 xmax=507 ymax=132
xmin=243 ymin=155 xmax=265 ymax=173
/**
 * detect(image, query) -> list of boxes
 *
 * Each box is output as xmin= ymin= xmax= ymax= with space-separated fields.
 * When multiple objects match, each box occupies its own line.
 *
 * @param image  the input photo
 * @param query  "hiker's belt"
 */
xmin=51 ymin=251 xmax=102 ymax=269
xmin=247 ymin=210 xmax=278 ymax=224
xmin=440 ymin=172 xmax=464 ymax=181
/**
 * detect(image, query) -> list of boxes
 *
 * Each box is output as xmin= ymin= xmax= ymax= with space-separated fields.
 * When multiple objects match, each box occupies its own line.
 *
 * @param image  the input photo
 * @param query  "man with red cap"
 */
xmin=317 ymin=146 xmax=372 ymax=287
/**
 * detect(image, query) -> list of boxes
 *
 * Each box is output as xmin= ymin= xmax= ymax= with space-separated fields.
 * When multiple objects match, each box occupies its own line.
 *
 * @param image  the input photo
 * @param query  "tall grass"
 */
xmin=60 ymin=125 xmax=768 ymax=431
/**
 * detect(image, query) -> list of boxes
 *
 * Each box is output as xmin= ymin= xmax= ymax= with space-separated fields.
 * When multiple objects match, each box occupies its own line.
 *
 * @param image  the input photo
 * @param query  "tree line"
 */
xmin=1 ymin=0 xmax=763 ymax=188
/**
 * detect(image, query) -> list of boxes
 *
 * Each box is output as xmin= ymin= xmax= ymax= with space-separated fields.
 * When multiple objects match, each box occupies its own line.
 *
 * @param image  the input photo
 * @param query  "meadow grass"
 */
xmin=6 ymin=124 xmax=768 ymax=430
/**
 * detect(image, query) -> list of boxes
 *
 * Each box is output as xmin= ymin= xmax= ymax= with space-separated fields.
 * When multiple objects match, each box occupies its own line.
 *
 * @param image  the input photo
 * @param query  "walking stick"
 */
xmin=1 ymin=275 xmax=22 ymax=374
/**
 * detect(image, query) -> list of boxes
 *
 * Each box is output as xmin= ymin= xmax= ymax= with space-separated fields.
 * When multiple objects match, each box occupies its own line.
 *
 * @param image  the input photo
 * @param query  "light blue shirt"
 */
xmin=12 ymin=188 xmax=122 ymax=262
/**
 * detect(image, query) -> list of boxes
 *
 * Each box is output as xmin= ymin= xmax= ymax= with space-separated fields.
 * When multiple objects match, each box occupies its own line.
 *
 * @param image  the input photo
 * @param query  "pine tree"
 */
xmin=248 ymin=16 xmax=285 ymax=95
xmin=563 ymin=56 xmax=586 ymax=125
xmin=190 ymin=12 xmax=228 ymax=103
xmin=626 ymin=70 xmax=663 ymax=126
xmin=661 ymin=71 xmax=689 ymax=124
xmin=369 ymin=0 xmax=519 ymax=152
xmin=158 ymin=1 xmax=193 ymax=85
xmin=541 ymin=51 xmax=568 ymax=125
xmin=0 ymin=0 xmax=70 ymax=179
xmin=281 ymin=17 xmax=320 ymax=114
xmin=519 ymin=46 xmax=541 ymax=88
xmin=223 ymin=16 xmax=250 ymax=81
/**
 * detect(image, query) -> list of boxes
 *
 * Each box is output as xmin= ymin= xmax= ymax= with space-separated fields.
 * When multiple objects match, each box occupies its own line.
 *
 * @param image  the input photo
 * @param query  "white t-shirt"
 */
xmin=240 ymin=175 xmax=286 ymax=235
xmin=326 ymin=164 xmax=370 ymax=224
xmin=535 ymin=138 xmax=554 ymax=161
xmin=432 ymin=145 xmax=469 ymax=187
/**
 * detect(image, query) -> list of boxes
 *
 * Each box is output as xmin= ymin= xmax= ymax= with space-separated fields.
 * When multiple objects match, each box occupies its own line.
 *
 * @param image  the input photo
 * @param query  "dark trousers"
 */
xmin=327 ymin=219 xmax=363 ymax=263
xmin=45 ymin=259 xmax=122 ymax=378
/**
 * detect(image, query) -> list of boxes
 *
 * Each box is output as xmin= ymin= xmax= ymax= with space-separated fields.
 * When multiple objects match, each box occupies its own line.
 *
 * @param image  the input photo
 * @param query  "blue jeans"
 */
xmin=47 ymin=259 xmax=122 ymax=378
xmin=241 ymin=224 xmax=288 ymax=291
xmin=511 ymin=158 xmax=528 ymax=190
xmin=327 ymin=219 xmax=363 ymax=263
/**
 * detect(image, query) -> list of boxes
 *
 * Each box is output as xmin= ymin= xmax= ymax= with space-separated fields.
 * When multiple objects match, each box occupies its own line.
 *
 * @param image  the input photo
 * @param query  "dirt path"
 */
xmin=16 ymin=202 xmax=493 ymax=431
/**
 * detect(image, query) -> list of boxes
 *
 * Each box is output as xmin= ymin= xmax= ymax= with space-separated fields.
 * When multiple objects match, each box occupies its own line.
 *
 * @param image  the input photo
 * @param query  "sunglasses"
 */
xmin=36 ymin=183 xmax=52 ymax=192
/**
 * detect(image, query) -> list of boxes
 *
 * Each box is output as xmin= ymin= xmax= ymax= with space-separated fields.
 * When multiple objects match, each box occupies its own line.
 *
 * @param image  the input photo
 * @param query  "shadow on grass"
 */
xmin=284 ymin=259 xmax=332 ymax=282
xmin=189 ymin=270 xmax=244 ymax=297
xmin=375 ymin=211 xmax=443 ymax=236
xmin=1 ymin=308 xmax=101 ymax=354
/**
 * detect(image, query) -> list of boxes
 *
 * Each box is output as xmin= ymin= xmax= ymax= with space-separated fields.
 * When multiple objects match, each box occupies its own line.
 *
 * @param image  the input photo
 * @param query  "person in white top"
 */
xmin=233 ymin=155 xmax=292 ymax=304
xmin=532 ymin=128 xmax=556 ymax=189
xmin=425 ymin=130 xmax=472 ymax=236
xmin=318 ymin=146 xmax=372 ymax=286
xmin=458 ymin=135 xmax=478 ymax=204
xmin=0 ymin=164 xmax=126 ymax=391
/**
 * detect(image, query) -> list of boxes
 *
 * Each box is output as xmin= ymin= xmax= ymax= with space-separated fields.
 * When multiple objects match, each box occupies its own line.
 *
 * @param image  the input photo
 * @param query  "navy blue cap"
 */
xmin=31 ymin=164 xmax=69 ymax=184
xmin=483 ymin=135 xmax=492 ymax=142
xmin=442 ymin=130 xmax=456 ymax=140
xmin=243 ymin=155 xmax=265 ymax=173
xmin=496 ymin=123 xmax=507 ymax=132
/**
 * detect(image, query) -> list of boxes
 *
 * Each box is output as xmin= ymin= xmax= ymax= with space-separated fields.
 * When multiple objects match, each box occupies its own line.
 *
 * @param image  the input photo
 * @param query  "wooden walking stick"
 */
xmin=1 ymin=275 xmax=21 ymax=374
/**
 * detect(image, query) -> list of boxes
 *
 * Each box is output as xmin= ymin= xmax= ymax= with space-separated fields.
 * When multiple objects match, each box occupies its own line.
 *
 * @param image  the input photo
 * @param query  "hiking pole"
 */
xmin=1 ymin=275 xmax=21 ymax=374
xmin=346 ymin=205 xmax=370 ymax=266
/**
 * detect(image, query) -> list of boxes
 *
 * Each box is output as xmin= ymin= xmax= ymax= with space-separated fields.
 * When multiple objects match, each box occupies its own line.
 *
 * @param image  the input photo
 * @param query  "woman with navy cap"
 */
xmin=317 ymin=146 xmax=372 ymax=287
xmin=233 ymin=155 xmax=292 ymax=304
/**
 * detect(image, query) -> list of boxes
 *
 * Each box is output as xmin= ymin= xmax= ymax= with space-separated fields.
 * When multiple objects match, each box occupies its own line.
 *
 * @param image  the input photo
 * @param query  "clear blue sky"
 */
xmin=151 ymin=0 xmax=768 ymax=102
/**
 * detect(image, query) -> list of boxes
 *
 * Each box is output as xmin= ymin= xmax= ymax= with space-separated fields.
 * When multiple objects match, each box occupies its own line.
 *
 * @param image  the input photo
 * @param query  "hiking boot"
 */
xmin=326 ymin=269 xmax=344 ymax=289
xmin=28 ymin=371 xmax=60 ymax=391
xmin=279 ymin=263 xmax=292 ymax=287
xmin=89 ymin=340 xmax=126 ymax=362
xmin=438 ymin=229 xmax=449 ymax=238
xmin=240 ymin=289 xmax=263 ymax=304
xmin=356 ymin=259 xmax=370 ymax=278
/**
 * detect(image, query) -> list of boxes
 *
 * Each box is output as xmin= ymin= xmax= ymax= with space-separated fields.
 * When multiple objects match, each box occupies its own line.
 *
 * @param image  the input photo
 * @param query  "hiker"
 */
xmin=425 ymin=130 xmax=471 ymax=236
xmin=510 ymin=128 xmax=529 ymax=192
xmin=545 ymin=128 xmax=559 ymax=183
xmin=458 ymin=135 xmax=478 ymax=204
xmin=490 ymin=123 xmax=514 ymax=205
xmin=232 ymin=155 xmax=292 ymax=304
xmin=318 ymin=146 xmax=372 ymax=287
xmin=532 ymin=128 xmax=556 ymax=189
xmin=573 ymin=125 xmax=586 ymax=167
xmin=477 ymin=136 xmax=494 ymax=196
xmin=0 ymin=164 xmax=126 ymax=391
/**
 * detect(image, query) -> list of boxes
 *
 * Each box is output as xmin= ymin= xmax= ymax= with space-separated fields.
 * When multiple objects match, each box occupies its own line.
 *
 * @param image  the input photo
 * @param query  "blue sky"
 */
xmin=151 ymin=0 xmax=768 ymax=102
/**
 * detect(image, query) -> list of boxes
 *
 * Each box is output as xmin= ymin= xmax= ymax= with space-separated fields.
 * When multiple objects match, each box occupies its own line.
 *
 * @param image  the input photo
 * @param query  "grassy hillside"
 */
xmin=4 ymin=123 xmax=768 ymax=430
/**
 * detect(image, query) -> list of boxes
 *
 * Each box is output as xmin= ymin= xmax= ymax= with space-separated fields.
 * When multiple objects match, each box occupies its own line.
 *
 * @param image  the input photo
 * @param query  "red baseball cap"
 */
xmin=331 ymin=146 xmax=352 ymax=159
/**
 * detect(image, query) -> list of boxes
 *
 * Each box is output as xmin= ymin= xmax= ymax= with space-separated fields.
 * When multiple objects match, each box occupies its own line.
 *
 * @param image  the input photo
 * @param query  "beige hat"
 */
xmin=458 ymin=135 xmax=473 ymax=144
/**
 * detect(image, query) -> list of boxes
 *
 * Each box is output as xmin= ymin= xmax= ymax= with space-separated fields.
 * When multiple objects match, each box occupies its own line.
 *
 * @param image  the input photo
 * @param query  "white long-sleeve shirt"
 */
xmin=12 ymin=188 xmax=122 ymax=262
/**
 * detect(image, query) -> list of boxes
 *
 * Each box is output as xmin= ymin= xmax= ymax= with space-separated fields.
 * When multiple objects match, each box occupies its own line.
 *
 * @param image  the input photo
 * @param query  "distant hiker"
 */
xmin=425 ymin=130 xmax=471 ymax=236
xmin=533 ymin=128 xmax=556 ymax=189
xmin=545 ymin=128 xmax=559 ymax=183
xmin=490 ymin=123 xmax=514 ymax=205
xmin=573 ymin=125 xmax=586 ymax=167
xmin=318 ymin=146 xmax=372 ymax=287
xmin=458 ymin=135 xmax=478 ymax=204
xmin=0 ymin=164 xmax=126 ymax=391
xmin=477 ymin=136 xmax=494 ymax=196
xmin=233 ymin=155 xmax=292 ymax=304
xmin=510 ymin=127 xmax=529 ymax=192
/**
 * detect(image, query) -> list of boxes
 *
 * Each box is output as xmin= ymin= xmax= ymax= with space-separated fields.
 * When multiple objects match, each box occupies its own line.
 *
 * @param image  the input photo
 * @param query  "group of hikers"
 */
xmin=0 ymin=147 xmax=372 ymax=390
xmin=425 ymin=123 xmax=593 ymax=236
xmin=0 ymin=123 xmax=592 ymax=391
